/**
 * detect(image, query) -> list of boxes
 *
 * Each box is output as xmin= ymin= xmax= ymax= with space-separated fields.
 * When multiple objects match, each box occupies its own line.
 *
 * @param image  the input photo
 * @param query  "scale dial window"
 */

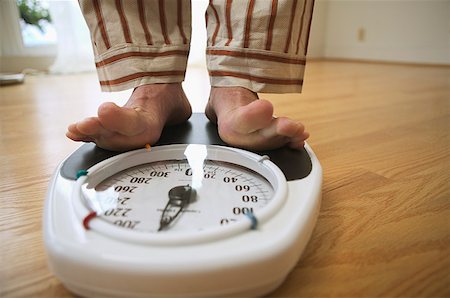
xmin=94 ymin=159 xmax=274 ymax=233
xmin=74 ymin=144 xmax=287 ymax=245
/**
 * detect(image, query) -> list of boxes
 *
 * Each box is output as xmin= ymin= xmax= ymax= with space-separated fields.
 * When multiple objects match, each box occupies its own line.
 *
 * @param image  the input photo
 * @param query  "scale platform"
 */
xmin=44 ymin=113 xmax=322 ymax=297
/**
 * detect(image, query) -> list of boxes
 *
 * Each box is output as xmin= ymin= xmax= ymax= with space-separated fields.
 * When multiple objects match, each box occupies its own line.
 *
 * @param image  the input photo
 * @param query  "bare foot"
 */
xmin=66 ymin=83 xmax=192 ymax=151
xmin=205 ymin=87 xmax=309 ymax=151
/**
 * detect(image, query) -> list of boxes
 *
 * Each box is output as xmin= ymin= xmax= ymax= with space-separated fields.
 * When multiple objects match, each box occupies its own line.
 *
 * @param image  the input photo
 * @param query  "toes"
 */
xmin=76 ymin=117 xmax=109 ymax=136
xmin=277 ymin=118 xmax=305 ymax=138
xmin=276 ymin=118 xmax=309 ymax=146
xmin=287 ymin=130 xmax=310 ymax=149
xmin=217 ymin=105 xmax=310 ymax=151
xmin=66 ymin=122 xmax=94 ymax=142
xmin=231 ymin=100 xmax=273 ymax=133
xmin=67 ymin=123 xmax=81 ymax=135
xmin=66 ymin=130 xmax=94 ymax=142
xmin=248 ymin=118 xmax=309 ymax=150
xmin=208 ymin=87 xmax=309 ymax=151
xmin=66 ymin=117 xmax=112 ymax=143
xmin=98 ymin=102 xmax=147 ymax=136
xmin=258 ymin=117 xmax=302 ymax=139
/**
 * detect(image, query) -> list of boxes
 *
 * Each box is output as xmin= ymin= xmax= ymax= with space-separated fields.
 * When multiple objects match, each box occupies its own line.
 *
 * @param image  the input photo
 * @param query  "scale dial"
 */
xmin=73 ymin=144 xmax=287 ymax=245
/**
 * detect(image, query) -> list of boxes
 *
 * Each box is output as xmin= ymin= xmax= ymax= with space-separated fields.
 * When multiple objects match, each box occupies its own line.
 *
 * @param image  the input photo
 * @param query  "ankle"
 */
xmin=133 ymin=83 xmax=182 ymax=97
xmin=211 ymin=86 xmax=257 ymax=98
xmin=208 ymin=86 xmax=259 ymax=115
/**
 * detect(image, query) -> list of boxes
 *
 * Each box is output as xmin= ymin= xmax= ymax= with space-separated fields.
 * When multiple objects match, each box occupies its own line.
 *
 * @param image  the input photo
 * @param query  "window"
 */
xmin=0 ymin=0 xmax=57 ymax=58
xmin=17 ymin=0 xmax=57 ymax=47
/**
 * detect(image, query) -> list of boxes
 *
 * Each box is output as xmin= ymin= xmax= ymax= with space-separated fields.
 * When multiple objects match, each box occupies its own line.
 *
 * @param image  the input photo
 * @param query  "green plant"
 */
xmin=17 ymin=0 xmax=52 ymax=32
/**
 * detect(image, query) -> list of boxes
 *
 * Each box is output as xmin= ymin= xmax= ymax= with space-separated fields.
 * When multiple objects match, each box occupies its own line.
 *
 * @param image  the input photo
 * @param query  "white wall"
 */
xmin=309 ymin=0 xmax=450 ymax=65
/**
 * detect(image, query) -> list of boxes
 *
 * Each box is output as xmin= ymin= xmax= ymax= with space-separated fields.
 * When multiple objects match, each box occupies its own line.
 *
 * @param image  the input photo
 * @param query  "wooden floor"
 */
xmin=1 ymin=60 xmax=449 ymax=297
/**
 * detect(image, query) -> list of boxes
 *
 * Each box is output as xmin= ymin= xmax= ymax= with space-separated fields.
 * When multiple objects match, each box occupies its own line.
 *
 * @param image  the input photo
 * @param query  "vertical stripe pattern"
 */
xmin=206 ymin=0 xmax=314 ymax=93
xmin=209 ymin=0 xmax=220 ymax=46
xmin=177 ymin=0 xmax=188 ymax=44
xmin=115 ymin=0 xmax=132 ymax=43
xmin=284 ymin=0 xmax=298 ymax=53
xmin=265 ymin=0 xmax=278 ymax=50
xmin=243 ymin=0 xmax=255 ymax=48
xmin=295 ymin=0 xmax=307 ymax=54
xmin=78 ymin=0 xmax=191 ymax=92
xmin=92 ymin=0 xmax=110 ymax=49
xmin=225 ymin=0 xmax=233 ymax=46
xmin=159 ymin=0 xmax=171 ymax=45
xmin=205 ymin=0 xmax=312 ymax=55
xmin=303 ymin=0 xmax=315 ymax=55
xmin=137 ymin=0 xmax=153 ymax=45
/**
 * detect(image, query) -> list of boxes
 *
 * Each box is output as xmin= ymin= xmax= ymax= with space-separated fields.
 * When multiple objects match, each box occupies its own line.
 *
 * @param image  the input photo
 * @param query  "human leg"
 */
xmin=67 ymin=0 xmax=192 ymax=151
xmin=204 ymin=0 xmax=314 ymax=150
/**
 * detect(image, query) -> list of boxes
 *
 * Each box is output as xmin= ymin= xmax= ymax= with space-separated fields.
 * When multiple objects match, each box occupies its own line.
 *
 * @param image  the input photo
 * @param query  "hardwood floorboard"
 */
xmin=1 ymin=61 xmax=449 ymax=297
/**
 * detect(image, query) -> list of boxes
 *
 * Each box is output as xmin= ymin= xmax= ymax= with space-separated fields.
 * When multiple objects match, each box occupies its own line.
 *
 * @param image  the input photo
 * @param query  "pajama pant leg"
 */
xmin=79 ymin=0 xmax=314 ymax=94
xmin=79 ymin=0 xmax=191 ymax=92
xmin=206 ymin=0 xmax=314 ymax=93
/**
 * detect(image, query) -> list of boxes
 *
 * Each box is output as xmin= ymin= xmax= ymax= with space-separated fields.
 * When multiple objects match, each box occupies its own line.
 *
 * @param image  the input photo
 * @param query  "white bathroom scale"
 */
xmin=44 ymin=113 xmax=322 ymax=298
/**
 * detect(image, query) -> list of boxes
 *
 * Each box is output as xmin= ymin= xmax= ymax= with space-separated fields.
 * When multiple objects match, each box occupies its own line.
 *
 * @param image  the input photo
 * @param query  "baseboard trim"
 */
xmin=306 ymin=57 xmax=450 ymax=68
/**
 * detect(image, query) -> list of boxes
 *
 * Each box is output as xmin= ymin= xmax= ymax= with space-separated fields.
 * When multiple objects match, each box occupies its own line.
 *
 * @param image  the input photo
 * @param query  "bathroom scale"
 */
xmin=44 ymin=113 xmax=322 ymax=297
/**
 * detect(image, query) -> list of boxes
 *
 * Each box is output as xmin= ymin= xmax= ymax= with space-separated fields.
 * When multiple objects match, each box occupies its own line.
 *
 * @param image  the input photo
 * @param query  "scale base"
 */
xmin=44 ymin=114 xmax=322 ymax=298
xmin=62 ymin=276 xmax=286 ymax=298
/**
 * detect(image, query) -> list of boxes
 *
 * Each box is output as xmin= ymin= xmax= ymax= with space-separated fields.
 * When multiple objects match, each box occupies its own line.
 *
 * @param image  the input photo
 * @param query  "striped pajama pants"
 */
xmin=79 ymin=0 xmax=314 ymax=93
